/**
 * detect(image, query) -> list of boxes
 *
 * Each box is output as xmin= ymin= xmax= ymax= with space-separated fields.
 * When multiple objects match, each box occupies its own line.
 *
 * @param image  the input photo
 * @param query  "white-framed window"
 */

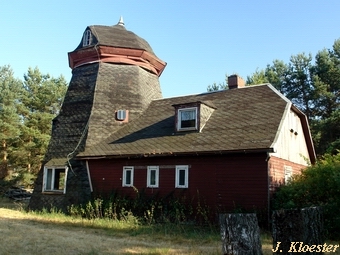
xmin=147 ymin=166 xmax=159 ymax=188
xmin=42 ymin=166 xmax=68 ymax=193
xmin=175 ymin=165 xmax=189 ymax=188
xmin=284 ymin=166 xmax=293 ymax=184
xmin=177 ymin=107 xmax=197 ymax=131
xmin=122 ymin=166 xmax=134 ymax=187
xmin=83 ymin=30 xmax=92 ymax=46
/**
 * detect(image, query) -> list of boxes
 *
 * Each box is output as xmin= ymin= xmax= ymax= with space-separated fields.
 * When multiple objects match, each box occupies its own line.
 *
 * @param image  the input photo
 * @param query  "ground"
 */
xmin=0 ymin=199 xmax=338 ymax=255
xmin=0 ymin=205 xmax=221 ymax=255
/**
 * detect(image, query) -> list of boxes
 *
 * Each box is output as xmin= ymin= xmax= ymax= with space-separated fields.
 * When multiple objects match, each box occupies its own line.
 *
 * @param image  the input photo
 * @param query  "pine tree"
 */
xmin=0 ymin=65 xmax=23 ymax=178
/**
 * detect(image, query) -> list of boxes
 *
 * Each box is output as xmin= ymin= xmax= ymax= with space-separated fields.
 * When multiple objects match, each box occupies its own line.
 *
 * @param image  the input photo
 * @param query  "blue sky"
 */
xmin=1 ymin=1 xmax=340 ymax=98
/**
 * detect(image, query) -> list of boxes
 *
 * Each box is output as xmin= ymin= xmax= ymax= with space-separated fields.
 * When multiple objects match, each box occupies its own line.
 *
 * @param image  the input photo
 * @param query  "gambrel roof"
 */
xmin=76 ymin=84 xmax=315 ymax=162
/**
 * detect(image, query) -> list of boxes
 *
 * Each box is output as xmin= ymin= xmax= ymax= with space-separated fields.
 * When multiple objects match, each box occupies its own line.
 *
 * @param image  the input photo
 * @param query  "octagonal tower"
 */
xmin=29 ymin=18 xmax=166 ymax=211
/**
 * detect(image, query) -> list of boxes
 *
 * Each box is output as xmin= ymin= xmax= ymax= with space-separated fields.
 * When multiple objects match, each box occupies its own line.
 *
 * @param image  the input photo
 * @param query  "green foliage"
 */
xmin=246 ymin=68 xmax=269 ymax=85
xmin=207 ymin=74 xmax=228 ymax=91
xmin=0 ymin=66 xmax=23 ymax=178
xmin=0 ymin=65 xmax=67 ymax=185
xmin=68 ymin=189 xmax=213 ymax=226
xmin=242 ymin=39 xmax=340 ymax=156
xmin=272 ymin=152 xmax=340 ymax=238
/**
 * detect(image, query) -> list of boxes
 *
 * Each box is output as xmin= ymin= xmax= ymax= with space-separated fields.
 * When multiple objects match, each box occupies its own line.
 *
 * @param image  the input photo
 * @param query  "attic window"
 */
xmin=173 ymin=101 xmax=215 ymax=132
xmin=177 ymin=107 xmax=198 ymax=131
xmin=83 ymin=30 xmax=92 ymax=46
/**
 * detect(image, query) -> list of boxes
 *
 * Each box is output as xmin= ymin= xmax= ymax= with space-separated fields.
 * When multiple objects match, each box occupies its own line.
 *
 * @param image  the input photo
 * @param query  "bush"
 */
xmin=272 ymin=152 xmax=340 ymax=238
xmin=68 ymin=189 xmax=213 ymax=226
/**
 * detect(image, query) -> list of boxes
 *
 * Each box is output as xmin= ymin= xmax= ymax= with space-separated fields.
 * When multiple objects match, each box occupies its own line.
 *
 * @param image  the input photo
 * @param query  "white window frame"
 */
xmin=147 ymin=166 xmax=159 ymax=188
xmin=122 ymin=166 xmax=134 ymax=187
xmin=177 ymin=107 xmax=198 ymax=131
xmin=83 ymin=30 xmax=92 ymax=46
xmin=175 ymin=165 xmax=189 ymax=188
xmin=42 ymin=166 xmax=68 ymax=193
xmin=284 ymin=166 xmax=292 ymax=184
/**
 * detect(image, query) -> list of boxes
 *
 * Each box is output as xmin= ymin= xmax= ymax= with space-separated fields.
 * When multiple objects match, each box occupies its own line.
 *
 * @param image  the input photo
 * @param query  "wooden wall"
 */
xmin=88 ymin=152 xmax=269 ymax=214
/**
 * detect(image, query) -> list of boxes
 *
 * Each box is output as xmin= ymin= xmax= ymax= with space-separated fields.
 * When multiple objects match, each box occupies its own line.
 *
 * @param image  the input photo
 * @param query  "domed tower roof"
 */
xmin=69 ymin=18 xmax=166 ymax=76
xmin=74 ymin=23 xmax=155 ymax=54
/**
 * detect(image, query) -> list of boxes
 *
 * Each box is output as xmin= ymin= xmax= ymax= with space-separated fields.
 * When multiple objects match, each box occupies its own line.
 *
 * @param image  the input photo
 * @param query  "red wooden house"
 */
xmin=29 ymin=18 xmax=316 ymax=218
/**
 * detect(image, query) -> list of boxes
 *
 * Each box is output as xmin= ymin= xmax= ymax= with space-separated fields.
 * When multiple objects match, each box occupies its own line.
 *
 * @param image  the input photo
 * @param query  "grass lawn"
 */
xmin=0 ymin=198 xmax=338 ymax=255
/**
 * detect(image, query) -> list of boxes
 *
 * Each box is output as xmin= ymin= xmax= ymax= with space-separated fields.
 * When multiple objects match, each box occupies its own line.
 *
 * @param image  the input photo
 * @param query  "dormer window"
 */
xmin=173 ymin=101 xmax=216 ymax=132
xmin=178 ymin=107 xmax=198 ymax=130
xmin=83 ymin=30 xmax=92 ymax=46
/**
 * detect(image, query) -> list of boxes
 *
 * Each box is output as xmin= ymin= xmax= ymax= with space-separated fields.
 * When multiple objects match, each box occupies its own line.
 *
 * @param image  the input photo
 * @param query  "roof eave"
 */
xmin=76 ymin=147 xmax=275 ymax=160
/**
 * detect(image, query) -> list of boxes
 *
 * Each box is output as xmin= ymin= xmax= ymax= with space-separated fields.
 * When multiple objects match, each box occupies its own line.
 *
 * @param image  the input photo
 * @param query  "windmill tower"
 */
xmin=29 ymin=18 xmax=166 ymax=211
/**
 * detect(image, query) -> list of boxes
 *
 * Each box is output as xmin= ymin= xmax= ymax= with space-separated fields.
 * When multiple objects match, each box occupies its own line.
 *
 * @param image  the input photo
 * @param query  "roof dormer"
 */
xmin=82 ymin=29 xmax=92 ymax=47
xmin=172 ymin=101 xmax=216 ymax=132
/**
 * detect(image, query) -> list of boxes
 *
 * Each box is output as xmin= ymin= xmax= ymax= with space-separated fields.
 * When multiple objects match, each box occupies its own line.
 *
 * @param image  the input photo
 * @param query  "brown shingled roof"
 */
xmin=77 ymin=84 xmax=290 ymax=158
xmin=74 ymin=24 xmax=155 ymax=54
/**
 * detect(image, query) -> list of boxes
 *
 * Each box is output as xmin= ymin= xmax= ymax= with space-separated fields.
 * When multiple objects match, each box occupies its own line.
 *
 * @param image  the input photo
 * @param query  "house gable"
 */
xmin=270 ymin=106 xmax=313 ymax=165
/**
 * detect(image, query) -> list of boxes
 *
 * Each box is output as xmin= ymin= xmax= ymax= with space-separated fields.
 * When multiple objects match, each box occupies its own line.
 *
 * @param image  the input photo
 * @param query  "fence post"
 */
xmin=272 ymin=207 xmax=324 ymax=255
xmin=219 ymin=213 xmax=262 ymax=255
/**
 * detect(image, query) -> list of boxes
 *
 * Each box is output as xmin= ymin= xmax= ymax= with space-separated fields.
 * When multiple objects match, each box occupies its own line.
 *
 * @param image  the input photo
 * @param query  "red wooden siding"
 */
xmin=88 ymin=153 xmax=269 ymax=214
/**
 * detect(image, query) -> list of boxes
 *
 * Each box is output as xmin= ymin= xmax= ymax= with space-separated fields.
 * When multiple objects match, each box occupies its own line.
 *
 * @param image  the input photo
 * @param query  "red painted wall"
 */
xmin=268 ymin=156 xmax=306 ymax=193
xmin=88 ymin=153 xmax=270 ymax=214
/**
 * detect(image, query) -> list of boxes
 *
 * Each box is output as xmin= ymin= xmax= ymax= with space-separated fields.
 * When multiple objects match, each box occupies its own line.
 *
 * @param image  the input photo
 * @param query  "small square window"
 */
xmin=175 ymin=165 xmax=189 ymax=188
xmin=115 ymin=109 xmax=129 ymax=122
xmin=43 ymin=166 xmax=68 ymax=193
xmin=147 ymin=166 xmax=159 ymax=188
xmin=178 ymin=108 xmax=197 ymax=131
xmin=123 ymin=166 xmax=134 ymax=187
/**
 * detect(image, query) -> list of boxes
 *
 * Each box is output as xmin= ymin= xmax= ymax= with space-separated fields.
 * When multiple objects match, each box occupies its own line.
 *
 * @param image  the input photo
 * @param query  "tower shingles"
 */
xmin=29 ymin=21 xmax=164 ymax=211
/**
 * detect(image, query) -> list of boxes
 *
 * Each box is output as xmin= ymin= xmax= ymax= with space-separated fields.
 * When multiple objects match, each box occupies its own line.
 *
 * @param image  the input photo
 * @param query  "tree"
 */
xmin=246 ymin=68 xmax=268 ymax=85
xmin=310 ymin=39 xmax=340 ymax=155
xmin=0 ymin=65 xmax=23 ymax=179
xmin=272 ymin=152 xmax=340 ymax=238
xmin=18 ymin=67 xmax=68 ymax=175
xmin=286 ymin=53 xmax=315 ymax=120
xmin=207 ymin=74 xmax=228 ymax=91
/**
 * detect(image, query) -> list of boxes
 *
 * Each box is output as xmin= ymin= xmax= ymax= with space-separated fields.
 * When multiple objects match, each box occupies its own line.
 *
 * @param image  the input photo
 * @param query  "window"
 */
xmin=177 ymin=107 xmax=197 ymax=130
xmin=284 ymin=166 xmax=292 ymax=184
xmin=175 ymin=165 xmax=189 ymax=188
xmin=116 ymin=110 xmax=126 ymax=120
xmin=43 ymin=166 xmax=68 ymax=193
xmin=83 ymin=30 xmax=92 ymax=46
xmin=147 ymin=166 xmax=159 ymax=188
xmin=115 ymin=109 xmax=129 ymax=122
xmin=122 ymin=166 xmax=134 ymax=187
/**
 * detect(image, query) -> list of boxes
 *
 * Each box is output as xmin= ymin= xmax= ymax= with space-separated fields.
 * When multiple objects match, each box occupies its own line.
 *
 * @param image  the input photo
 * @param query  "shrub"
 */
xmin=68 ymin=189 xmax=213 ymax=226
xmin=272 ymin=152 xmax=340 ymax=238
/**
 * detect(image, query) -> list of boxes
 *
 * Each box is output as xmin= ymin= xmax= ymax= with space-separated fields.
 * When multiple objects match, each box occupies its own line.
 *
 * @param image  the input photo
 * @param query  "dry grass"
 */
xmin=0 ymin=198 xmax=221 ymax=255
xmin=0 ymin=207 xmax=221 ymax=254
xmin=0 ymin=198 xmax=339 ymax=255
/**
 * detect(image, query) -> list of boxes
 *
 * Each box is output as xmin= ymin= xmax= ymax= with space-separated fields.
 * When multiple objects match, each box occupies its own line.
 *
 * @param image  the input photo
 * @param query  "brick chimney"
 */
xmin=228 ymin=75 xmax=245 ymax=89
